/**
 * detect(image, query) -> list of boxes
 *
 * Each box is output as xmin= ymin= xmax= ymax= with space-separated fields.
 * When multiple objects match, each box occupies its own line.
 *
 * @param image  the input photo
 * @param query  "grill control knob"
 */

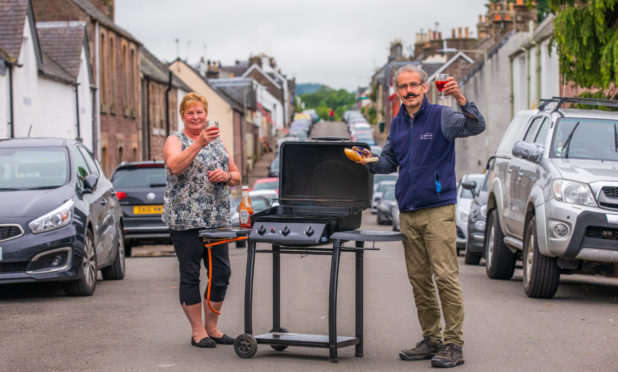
xmin=258 ymin=225 xmax=266 ymax=235
xmin=282 ymin=226 xmax=290 ymax=236
xmin=270 ymin=227 xmax=276 ymax=233
xmin=305 ymin=226 xmax=314 ymax=237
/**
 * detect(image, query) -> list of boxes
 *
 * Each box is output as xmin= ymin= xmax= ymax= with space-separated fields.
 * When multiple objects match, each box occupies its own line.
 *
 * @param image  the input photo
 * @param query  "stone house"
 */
xmin=0 ymin=0 xmax=94 ymax=149
xmin=32 ymin=0 xmax=142 ymax=175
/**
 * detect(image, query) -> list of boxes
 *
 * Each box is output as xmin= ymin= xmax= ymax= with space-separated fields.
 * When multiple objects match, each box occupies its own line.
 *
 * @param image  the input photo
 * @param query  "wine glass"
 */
xmin=435 ymin=73 xmax=449 ymax=100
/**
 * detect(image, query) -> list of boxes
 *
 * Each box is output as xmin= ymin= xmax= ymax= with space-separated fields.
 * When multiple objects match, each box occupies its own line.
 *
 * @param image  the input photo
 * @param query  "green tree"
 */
xmin=299 ymin=86 xmax=357 ymax=121
xmin=549 ymin=0 xmax=618 ymax=88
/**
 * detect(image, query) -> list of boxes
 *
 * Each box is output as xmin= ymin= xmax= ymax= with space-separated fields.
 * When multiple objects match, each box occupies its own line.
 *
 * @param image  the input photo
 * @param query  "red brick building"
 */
xmin=32 ymin=0 xmax=141 ymax=175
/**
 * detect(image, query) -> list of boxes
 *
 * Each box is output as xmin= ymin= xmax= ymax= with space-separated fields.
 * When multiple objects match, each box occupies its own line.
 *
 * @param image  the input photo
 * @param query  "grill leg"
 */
xmin=328 ymin=239 xmax=342 ymax=363
xmin=355 ymin=241 xmax=364 ymax=357
xmin=244 ymin=240 xmax=256 ymax=334
xmin=273 ymin=244 xmax=281 ymax=331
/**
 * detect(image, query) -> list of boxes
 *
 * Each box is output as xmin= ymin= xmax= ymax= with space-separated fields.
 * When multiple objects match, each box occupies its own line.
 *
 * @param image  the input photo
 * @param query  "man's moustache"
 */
xmin=404 ymin=92 xmax=420 ymax=99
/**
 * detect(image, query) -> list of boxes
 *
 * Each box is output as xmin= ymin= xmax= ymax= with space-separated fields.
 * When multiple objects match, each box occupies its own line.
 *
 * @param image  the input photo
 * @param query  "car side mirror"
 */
xmin=512 ymin=140 xmax=544 ymax=164
xmin=83 ymin=174 xmax=99 ymax=193
xmin=461 ymin=180 xmax=478 ymax=197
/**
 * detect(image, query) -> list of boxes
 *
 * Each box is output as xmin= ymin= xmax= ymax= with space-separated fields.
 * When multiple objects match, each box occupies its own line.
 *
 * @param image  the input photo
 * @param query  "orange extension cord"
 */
xmin=204 ymin=236 xmax=248 ymax=314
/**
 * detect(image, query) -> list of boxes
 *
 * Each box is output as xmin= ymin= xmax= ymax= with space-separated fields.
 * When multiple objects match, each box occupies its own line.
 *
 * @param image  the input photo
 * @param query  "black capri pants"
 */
xmin=170 ymin=228 xmax=231 ymax=306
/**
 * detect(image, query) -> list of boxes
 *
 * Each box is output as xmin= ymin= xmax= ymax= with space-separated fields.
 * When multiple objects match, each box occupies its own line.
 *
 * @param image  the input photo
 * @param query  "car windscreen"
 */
xmin=112 ymin=166 xmax=166 ymax=188
xmin=0 ymin=147 xmax=69 ymax=190
xmin=377 ymin=182 xmax=395 ymax=192
xmin=253 ymin=181 xmax=278 ymax=191
xmin=383 ymin=188 xmax=396 ymax=201
xmin=550 ymin=118 xmax=618 ymax=161
xmin=374 ymin=174 xmax=398 ymax=185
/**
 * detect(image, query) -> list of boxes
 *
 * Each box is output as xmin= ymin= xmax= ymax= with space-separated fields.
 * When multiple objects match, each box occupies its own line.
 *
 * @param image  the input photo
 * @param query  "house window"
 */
xmin=122 ymin=42 xmax=128 ymax=114
xmin=109 ymin=34 xmax=116 ymax=113
xmin=118 ymin=145 xmax=124 ymax=164
xmin=130 ymin=47 xmax=136 ymax=114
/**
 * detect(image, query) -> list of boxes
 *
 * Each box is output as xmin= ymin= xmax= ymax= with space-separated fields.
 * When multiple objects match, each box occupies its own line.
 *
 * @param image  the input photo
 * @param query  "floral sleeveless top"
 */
xmin=162 ymin=132 xmax=231 ymax=231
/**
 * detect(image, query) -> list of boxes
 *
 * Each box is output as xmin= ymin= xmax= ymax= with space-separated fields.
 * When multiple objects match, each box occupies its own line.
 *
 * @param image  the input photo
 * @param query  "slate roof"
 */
xmin=71 ymin=0 xmax=139 ymax=43
xmin=39 ymin=48 xmax=73 ymax=83
xmin=208 ymin=78 xmax=258 ymax=110
xmin=219 ymin=61 xmax=249 ymax=77
xmin=36 ymin=22 xmax=85 ymax=79
xmin=0 ymin=0 xmax=28 ymax=62
xmin=141 ymin=47 xmax=191 ymax=91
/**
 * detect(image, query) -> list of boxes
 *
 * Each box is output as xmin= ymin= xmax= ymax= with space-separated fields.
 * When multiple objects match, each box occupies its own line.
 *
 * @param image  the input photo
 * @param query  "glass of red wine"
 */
xmin=435 ymin=73 xmax=449 ymax=100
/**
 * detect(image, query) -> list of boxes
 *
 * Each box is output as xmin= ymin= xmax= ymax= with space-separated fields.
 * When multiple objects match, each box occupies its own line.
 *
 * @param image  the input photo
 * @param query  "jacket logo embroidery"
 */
xmin=420 ymin=133 xmax=433 ymax=140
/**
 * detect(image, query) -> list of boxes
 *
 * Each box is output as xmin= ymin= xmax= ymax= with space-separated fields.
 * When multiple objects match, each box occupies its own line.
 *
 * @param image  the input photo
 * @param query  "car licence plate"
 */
xmin=607 ymin=214 xmax=618 ymax=225
xmin=0 ymin=246 xmax=2 ymax=261
xmin=133 ymin=205 xmax=163 ymax=215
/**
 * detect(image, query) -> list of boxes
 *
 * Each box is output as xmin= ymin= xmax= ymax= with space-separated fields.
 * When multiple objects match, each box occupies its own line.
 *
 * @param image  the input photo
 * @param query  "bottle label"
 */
xmin=240 ymin=210 xmax=250 ymax=227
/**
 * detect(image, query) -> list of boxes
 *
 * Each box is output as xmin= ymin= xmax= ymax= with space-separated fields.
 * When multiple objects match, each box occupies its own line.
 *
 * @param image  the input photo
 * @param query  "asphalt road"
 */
xmin=1 ymin=122 xmax=617 ymax=371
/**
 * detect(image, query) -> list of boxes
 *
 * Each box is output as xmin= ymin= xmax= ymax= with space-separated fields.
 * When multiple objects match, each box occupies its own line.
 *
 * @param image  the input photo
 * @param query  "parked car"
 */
xmin=370 ymin=145 xmax=383 ymax=157
xmin=268 ymin=157 xmax=280 ymax=177
xmin=0 ymin=138 xmax=125 ymax=296
xmin=392 ymin=205 xmax=400 ymax=231
xmin=377 ymin=187 xmax=397 ymax=225
xmin=462 ymin=159 xmax=495 ymax=265
xmin=110 ymin=161 xmax=170 ymax=256
xmin=455 ymin=173 xmax=485 ymax=255
xmin=373 ymin=173 xmax=398 ymax=191
xmin=303 ymin=109 xmax=319 ymax=123
xmin=250 ymin=177 xmax=279 ymax=195
xmin=371 ymin=180 xmax=396 ymax=213
xmin=485 ymin=98 xmax=618 ymax=298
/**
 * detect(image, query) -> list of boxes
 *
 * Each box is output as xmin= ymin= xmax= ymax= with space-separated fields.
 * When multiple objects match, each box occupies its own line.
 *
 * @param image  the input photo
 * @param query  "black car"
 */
xmin=110 ymin=161 xmax=170 ymax=256
xmin=377 ymin=187 xmax=397 ymax=225
xmin=0 ymin=138 xmax=125 ymax=296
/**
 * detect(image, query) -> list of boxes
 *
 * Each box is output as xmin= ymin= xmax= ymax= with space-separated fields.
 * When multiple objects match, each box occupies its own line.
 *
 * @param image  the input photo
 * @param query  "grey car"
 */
xmin=376 ymin=187 xmax=397 ymax=225
xmin=485 ymin=97 xmax=618 ymax=298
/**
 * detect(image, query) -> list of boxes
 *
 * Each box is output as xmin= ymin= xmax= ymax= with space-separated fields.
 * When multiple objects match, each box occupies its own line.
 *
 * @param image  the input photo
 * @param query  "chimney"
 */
xmin=438 ymin=32 xmax=442 ymax=40
xmin=452 ymin=28 xmax=456 ymax=38
xmin=465 ymin=27 xmax=469 ymax=38
xmin=458 ymin=27 xmax=462 ymax=38
xmin=479 ymin=14 xmax=483 ymax=22
xmin=89 ymin=0 xmax=115 ymax=21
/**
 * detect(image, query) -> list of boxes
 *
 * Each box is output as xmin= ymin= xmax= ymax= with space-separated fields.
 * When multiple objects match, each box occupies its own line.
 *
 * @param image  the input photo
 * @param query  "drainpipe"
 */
xmin=145 ymin=76 xmax=151 ymax=160
xmin=8 ymin=62 xmax=15 ymax=138
xmin=94 ymin=21 xmax=101 ymax=160
xmin=91 ymin=86 xmax=97 ymax=151
xmin=509 ymin=55 xmax=515 ymax=117
xmin=74 ymin=83 xmax=81 ymax=141
xmin=529 ymin=21 xmax=542 ymax=108
xmin=165 ymin=71 xmax=172 ymax=136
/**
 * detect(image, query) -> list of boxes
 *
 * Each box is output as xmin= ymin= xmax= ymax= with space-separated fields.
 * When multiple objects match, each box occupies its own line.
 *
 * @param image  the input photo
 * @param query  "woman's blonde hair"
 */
xmin=179 ymin=92 xmax=208 ymax=117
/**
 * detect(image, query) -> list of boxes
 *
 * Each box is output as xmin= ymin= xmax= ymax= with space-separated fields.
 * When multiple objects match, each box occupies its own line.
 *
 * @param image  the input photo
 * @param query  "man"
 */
xmin=355 ymin=65 xmax=485 ymax=368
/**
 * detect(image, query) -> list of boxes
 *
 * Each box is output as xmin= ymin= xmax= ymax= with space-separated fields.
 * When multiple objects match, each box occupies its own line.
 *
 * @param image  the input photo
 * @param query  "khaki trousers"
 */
xmin=400 ymin=204 xmax=464 ymax=346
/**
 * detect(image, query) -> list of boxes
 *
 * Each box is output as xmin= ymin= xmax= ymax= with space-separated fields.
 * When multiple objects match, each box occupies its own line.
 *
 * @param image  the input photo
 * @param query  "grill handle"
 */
xmin=311 ymin=137 xmax=349 ymax=142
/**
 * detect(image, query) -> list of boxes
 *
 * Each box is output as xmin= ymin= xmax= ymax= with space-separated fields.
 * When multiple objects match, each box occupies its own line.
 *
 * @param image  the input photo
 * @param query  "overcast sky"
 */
xmin=116 ymin=0 xmax=489 ymax=91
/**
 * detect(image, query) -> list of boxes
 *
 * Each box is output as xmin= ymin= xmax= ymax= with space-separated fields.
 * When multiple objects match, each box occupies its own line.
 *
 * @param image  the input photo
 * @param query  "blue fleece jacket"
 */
xmin=368 ymin=97 xmax=485 ymax=211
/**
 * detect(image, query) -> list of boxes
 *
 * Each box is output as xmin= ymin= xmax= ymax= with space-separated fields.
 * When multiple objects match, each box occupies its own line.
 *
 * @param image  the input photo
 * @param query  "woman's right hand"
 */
xmin=197 ymin=127 xmax=220 ymax=147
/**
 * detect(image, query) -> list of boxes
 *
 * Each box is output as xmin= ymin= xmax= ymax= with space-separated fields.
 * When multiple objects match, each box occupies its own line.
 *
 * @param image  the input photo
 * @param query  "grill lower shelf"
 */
xmin=255 ymin=332 xmax=359 ymax=348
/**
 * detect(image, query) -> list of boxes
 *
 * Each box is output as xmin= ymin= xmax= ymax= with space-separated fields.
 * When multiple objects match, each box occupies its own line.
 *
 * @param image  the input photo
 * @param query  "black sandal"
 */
xmin=211 ymin=334 xmax=235 ymax=344
xmin=191 ymin=336 xmax=216 ymax=348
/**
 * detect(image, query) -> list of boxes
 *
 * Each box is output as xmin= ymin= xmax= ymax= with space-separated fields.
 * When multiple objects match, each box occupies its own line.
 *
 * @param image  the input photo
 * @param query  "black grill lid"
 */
xmin=278 ymin=141 xmax=373 ymax=208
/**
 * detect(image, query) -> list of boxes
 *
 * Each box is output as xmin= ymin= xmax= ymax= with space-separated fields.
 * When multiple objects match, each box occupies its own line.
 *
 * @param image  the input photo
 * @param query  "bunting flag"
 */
xmin=257 ymin=102 xmax=273 ymax=124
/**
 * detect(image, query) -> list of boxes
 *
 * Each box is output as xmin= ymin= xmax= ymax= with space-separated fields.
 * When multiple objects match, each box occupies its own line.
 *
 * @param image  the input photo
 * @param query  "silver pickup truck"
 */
xmin=485 ymin=97 xmax=618 ymax=298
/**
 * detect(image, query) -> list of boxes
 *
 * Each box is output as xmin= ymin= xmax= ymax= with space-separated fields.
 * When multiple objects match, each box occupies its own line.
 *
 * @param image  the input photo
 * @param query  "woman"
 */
xmin=163 ymin=92 xmax=240 ymax=348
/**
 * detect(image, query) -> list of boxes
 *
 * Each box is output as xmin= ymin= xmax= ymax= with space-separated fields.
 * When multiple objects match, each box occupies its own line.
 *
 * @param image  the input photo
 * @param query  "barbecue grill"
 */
xmin=234 ymin=139 xmax=404 ymax=362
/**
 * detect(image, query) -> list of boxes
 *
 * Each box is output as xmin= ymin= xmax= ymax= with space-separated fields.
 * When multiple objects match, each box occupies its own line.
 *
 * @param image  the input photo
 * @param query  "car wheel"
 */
xmin=484 ymin=209 xmax=515 ymax=279
xmin=64 ymin=229 xmax=97 ymax=296
xmin=377 ymin=211 xmax=384 ymax=225
xmin=523 ymin=216 xmax=560 ymax=298
xmin=464 ymin=244 xmax=481 ymax=265
xmin=124 ymin=241 xmax=133 ymax=258
xmin=102 ymin=225 xmax=126 ymax=280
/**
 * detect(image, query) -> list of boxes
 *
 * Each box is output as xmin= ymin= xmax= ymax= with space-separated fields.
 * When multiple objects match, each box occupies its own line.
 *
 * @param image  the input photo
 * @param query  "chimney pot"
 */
xmin=452 ymin=28 xmax=456 ymax=38
xmin=458 ymin=27 xmax=462 ymax=38
xmin=479 ymin=14 xmax=483 ymax=22
xmin=516 ymin=0 xmax=524 ymax=5
xmin=438 ymin=31 xmax=442 ymax=40
xmin=465 ymin=27 xmax=469 ymax=38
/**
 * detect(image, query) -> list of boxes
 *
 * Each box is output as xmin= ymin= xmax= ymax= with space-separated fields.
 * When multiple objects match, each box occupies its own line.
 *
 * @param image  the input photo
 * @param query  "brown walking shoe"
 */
xmin=430 ymin=343 xmax=464 ymax=368
xmin=399 ymin=336 xmax=443 ymax=361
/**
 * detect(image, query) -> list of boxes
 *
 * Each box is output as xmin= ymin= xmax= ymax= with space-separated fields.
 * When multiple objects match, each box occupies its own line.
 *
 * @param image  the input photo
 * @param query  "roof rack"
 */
xmin=539 ymin=96 xmax=618 ymax=111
